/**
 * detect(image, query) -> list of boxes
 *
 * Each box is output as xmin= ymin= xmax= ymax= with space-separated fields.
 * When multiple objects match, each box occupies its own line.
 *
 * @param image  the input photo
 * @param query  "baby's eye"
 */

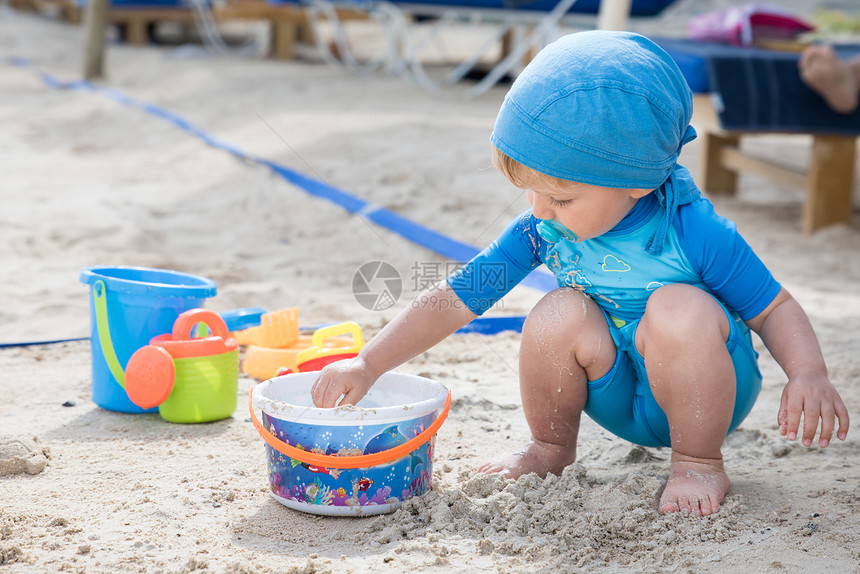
xmin=550 ymin=198 xmax=572 ymax=207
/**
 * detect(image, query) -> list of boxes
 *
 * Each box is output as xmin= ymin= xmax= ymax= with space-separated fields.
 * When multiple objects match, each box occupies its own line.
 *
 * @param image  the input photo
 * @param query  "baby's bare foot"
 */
xmin=799 ymin=45 xmax=859 ymax=114
xmin=659 ymin=453 xmax=729 ymax=516
xmin=478 ymin=438 xmax=576 ymax=480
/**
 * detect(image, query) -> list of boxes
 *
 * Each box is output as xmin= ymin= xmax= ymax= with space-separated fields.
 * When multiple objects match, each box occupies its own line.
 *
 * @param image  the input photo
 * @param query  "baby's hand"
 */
xmin=778 ymin=375 xmax=850 ymax=448
xmin=311 ymin=358 xmax=377 ymax=408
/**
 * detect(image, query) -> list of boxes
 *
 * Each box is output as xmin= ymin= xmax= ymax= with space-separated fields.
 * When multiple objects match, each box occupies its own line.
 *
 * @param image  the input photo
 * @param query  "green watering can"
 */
xmin=125 ymin=309 xmax=239 ymax=423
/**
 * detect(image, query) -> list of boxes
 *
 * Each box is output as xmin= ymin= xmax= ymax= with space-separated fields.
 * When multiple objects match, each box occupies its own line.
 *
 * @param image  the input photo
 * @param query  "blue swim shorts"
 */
xmin=583 ymin=297 xmax=763 ymax=448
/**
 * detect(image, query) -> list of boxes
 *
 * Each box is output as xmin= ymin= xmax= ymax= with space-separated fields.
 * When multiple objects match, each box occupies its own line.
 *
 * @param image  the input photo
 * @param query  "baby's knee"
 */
xmin=523 ymin=288 xmax=614 ymax=371
xmin=641 ymin=285 xmax=729 ymax=343
xmin=522 ymin=288 xmax=615 ymax=365
xmin=524 ymin=288 xmax=592 ymax=338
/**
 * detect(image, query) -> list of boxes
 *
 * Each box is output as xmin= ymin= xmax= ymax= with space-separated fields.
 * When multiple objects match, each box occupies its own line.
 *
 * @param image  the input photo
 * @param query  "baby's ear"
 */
xmin=629 ymin=188 xmax=654 ymax=199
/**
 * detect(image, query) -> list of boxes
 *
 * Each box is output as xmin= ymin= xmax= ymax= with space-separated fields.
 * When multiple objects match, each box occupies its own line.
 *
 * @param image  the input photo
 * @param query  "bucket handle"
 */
xmin=295 ymin=321 xmax=365 ymax=366
xmin=172 ymin=308 xmax=230 ymax=341
xmin=93 ymin=279 xmax=126 ymax=388
xmin=248 ymin=388 xmax=452 ymax=470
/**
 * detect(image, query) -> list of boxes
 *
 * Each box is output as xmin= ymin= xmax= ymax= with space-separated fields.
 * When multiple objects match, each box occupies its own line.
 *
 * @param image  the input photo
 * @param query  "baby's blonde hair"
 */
xmin=491 ymin=145 xmax=566 ymax=191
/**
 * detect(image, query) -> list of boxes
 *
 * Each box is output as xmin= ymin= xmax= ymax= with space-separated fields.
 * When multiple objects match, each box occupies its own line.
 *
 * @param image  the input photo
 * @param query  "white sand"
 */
xmin=2 ymin=4 xmax=860 ymax=572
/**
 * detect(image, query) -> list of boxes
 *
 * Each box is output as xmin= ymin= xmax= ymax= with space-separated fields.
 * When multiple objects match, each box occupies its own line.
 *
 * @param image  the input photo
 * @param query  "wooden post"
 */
xmin=500 ymin=26 xmax=538 ymax=67
xmin=597 ymin=0 xmax=632 ymax=31
xmin=125 ymin=17 xmax=149 ymax=45
xmin=804 ymin=134 xmax=856 ymax=234
xmin=700 ymin=131 xmax=740 ymax=195
xmin=272 ymin=19 xmax=298 ymax=60
xmin=83 ymin=0 xmax=109 ymax=79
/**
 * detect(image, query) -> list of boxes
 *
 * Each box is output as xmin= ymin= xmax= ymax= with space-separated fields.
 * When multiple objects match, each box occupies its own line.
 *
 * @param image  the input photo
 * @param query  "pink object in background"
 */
xmin=688 ymin=3 xmax=814 ymax=47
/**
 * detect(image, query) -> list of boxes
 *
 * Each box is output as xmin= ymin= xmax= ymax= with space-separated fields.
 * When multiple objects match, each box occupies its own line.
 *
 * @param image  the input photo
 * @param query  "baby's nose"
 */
xmin=530 ymin=198 xmax=554 ymax=220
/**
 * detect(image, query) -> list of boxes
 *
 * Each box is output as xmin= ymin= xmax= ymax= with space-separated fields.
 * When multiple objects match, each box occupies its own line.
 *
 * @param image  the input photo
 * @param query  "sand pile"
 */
xmin=0 ymin=436 xmax=49 ymax=476
xmin=368 ymin=464 xmax=756 ymax=570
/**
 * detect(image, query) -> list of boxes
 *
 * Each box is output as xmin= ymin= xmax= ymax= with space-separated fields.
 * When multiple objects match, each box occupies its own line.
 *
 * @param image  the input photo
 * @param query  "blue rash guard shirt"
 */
xmin=448 ymin=193 xmax=781 ymax=325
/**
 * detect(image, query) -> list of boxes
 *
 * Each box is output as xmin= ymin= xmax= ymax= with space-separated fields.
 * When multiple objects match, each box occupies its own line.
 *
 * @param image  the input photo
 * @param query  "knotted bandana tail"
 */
xmin=646 ymin=158 xmax=702 ymax=255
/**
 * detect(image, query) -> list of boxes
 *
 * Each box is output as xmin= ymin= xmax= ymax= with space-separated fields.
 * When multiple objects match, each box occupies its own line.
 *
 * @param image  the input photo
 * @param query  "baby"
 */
xmin=312 ymin=31 xmax=850 ymax=516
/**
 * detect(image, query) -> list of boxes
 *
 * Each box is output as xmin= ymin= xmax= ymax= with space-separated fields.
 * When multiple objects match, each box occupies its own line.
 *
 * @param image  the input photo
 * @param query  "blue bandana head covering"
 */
xmin=491 ymin=30 xmax=701 ymax=254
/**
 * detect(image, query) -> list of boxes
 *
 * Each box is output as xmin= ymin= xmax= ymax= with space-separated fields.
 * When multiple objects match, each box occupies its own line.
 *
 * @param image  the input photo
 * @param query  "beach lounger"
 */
xmin=287 ymin=0 xmax=677 ymax=96
xmin=656 ymin=38 xmax=859 ymax=233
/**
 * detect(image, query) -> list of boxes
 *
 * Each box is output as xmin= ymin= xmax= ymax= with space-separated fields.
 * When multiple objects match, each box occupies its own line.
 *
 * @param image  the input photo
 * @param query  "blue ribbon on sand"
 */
xmin=9 ymin=57 xmax=554 ymax=337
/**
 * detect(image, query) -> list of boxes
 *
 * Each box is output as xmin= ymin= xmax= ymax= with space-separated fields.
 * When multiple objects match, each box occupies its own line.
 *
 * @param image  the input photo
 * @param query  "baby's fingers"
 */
xmin=835 ymin=398 xmax=851 ymax=441
xmin=813 ymin=398 xmax=850 ymax=447
xmin=816 ymin=403 xmax=836 ymax=448
xmin=800 ymin=403 xmax=821 ymax=447
xmin=339 ymin=387 xmax=365 ymax=408
xmin=779 ymin=394 xmax=804 ymax=441
xmin=310 ymin=374 xmax=327 ymax=407
xmin=311 ymin=372 xmax=339 ymax=408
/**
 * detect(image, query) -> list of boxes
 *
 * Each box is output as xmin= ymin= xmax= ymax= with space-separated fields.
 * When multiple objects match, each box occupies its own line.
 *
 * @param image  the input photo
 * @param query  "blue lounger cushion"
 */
xmin=266 ymin=0 xmax=676 ymax=16
xmin=654 ymin=37 xmax=860 ymax=135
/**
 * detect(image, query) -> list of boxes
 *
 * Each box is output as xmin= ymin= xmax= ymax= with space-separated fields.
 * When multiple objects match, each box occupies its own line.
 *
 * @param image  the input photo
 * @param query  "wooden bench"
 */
xmin=60 ymin=0 xmax=366 ymax=60
xmin=10 ymin=0 xmax=68 ymax=12
xmin=693 ymin=94 xmax=856 ymax=234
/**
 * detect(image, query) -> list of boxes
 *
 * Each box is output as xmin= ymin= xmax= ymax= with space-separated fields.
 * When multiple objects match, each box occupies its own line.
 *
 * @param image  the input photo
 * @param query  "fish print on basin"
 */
xmin=364 ymin=424 xmax=424 ymax=473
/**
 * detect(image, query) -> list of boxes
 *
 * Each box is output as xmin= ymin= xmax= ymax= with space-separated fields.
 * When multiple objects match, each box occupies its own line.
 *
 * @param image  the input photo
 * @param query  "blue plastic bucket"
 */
xmin=79 ymin=266 xmax=217 ymax=413
xmin=251 ymin=372 xmax=450 ymax=516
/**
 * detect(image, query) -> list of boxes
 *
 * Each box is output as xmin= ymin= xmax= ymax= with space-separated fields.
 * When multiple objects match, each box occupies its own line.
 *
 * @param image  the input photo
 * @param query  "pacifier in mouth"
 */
xmin=536 ymin=219 xmax=578 ymax=243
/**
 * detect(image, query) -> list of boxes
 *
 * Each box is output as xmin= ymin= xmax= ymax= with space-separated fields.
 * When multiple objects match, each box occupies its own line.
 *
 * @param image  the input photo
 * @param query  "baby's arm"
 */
xmin=746 ymin=288 xmax=850 ymax=447
xmin=311 ymin=281 xmax=477 ymax=408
